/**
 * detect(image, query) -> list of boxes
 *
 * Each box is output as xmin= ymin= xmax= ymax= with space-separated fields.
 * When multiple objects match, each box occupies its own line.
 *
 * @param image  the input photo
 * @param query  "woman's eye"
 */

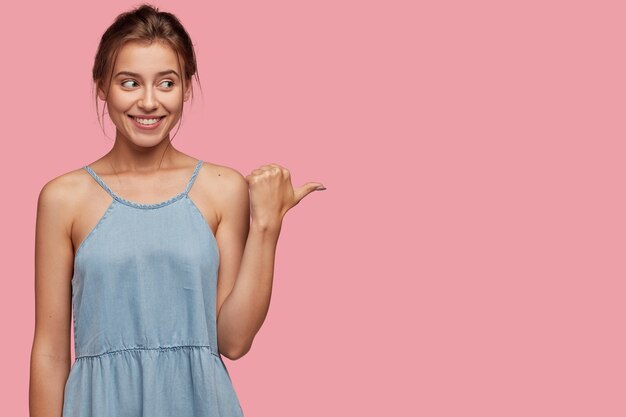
xmin=120 ymin=80 xmax=174 ymax=88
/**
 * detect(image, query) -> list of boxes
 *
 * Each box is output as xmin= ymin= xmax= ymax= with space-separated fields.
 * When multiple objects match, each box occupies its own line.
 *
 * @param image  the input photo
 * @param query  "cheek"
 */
xmin=106 ymin=94 xmax=131 ymax=112
xmin=160 ymin=97 xmax=185 ymax=113
xmin=164 ymin=92 xmax=185 ymax=105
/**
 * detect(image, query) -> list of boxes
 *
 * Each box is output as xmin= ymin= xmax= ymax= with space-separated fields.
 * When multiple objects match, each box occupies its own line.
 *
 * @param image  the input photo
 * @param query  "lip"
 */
xmin=128 ymin=115 xmax=165 ymax=130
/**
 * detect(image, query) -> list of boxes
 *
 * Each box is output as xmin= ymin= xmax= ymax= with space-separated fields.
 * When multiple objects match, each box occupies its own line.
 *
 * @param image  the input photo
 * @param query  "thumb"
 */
xmin=293 ymin=182 xmax=326 ymax=204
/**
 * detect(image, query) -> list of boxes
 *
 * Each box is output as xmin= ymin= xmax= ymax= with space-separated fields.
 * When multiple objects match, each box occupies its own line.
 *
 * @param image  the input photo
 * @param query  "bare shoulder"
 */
xmin=199 ymin=162 xmax=248 ymax=197
xmin=198 ymin=161 xmax=247 ymax=188
xmin=196 ymin=161 xmax=249 ymax=220
xmin=37 ymin=167 xmax=89 ymax=229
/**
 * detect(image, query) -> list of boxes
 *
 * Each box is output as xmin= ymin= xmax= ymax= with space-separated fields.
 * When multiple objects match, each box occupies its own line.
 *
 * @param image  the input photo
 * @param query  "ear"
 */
xmin=183 ymin=82 xmax=192 ymax=102
xmin=97 ymin=84 xmax=107 ymax=101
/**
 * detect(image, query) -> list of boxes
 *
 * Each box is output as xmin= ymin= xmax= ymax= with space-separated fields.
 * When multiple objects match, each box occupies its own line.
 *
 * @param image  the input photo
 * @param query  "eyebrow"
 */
xmin=114 ymin=70 xmax=180 ymax=78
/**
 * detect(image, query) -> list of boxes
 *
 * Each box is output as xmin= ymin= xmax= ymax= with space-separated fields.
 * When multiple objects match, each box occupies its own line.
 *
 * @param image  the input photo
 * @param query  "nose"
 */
xmin=138 ymin=88 xmax=159 ymax=111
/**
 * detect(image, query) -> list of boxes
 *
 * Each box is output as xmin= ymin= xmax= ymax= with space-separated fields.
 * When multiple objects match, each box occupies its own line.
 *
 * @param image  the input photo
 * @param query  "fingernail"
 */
xmin=316 ymin=185 xmax=326 ymax=191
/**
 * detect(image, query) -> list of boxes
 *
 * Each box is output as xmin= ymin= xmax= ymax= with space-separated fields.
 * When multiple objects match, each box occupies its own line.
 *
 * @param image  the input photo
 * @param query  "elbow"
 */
xmin=221 ymin=342 xmax=251 ymax=361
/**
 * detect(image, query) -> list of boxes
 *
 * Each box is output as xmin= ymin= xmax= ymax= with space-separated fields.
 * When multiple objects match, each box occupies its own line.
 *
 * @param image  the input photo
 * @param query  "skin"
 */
xmin=29 ymin=40 xmax=324 ymax=416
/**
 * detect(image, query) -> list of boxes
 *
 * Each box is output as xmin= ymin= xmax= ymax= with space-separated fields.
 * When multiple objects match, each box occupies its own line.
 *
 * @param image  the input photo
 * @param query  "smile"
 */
xmin=128 ymin=115 xmax=166 ymax=129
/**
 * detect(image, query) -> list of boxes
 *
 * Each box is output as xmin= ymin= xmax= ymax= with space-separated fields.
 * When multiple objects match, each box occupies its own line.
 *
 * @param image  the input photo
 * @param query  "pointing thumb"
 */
xmin=294 ymin=182 xmax=326 ymax=204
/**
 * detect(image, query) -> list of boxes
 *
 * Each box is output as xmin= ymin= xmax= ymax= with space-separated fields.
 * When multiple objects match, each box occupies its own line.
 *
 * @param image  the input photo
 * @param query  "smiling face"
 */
xmin=98 ymin=40 xmax=191 ymax=147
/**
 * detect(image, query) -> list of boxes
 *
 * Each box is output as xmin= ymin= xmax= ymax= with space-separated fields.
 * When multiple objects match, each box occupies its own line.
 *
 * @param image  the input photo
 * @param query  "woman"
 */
xmin=29 ymin=4 xmax=324 ymax=416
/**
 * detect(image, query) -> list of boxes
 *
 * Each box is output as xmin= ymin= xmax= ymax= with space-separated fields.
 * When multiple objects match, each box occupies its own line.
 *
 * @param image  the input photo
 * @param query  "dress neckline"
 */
xmin=83 ymin=159 xmax=204 ymax=210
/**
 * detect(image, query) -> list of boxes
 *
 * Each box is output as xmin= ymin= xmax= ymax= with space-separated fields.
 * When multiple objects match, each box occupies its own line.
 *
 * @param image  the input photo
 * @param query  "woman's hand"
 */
xmin=245 ymin=163 xmax=325 ymax=229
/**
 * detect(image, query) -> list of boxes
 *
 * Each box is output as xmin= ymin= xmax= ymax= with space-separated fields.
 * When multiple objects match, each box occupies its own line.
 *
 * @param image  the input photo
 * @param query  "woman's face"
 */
xmin=98 ymin=40 xmax=190 ymax=147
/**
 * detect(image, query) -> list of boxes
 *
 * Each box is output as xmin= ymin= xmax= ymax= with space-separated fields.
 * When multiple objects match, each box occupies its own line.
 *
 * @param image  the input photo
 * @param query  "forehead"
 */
xmin=113 ymin=41 xmax=181 ymax=75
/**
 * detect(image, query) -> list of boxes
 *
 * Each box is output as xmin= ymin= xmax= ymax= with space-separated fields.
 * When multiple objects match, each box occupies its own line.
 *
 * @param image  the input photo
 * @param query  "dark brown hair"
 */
xmin=92 ymin=3 xmax=202 ymax=143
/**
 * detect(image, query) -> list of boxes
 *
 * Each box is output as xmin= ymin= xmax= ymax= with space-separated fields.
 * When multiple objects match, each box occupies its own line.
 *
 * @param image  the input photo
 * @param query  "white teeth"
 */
xmin=133 ymin=116 xmax=162 ymax=125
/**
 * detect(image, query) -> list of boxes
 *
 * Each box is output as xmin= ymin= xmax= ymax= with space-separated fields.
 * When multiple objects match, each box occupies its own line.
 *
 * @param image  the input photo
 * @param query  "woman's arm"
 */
xmin=29 ymin=178 xmax=76 ymax=417
xmin=215 ymin=164 xmax=323 ymax=360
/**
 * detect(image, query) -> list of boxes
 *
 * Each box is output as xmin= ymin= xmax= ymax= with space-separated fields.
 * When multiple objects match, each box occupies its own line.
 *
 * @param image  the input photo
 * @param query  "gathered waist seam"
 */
xmin=76 ymin=344 xmax=220 ymax=360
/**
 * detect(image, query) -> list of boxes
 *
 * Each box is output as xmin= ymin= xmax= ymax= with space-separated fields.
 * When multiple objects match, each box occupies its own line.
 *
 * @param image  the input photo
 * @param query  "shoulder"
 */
xmin=196 ymin=161 xmax=249 ymax=219
xmin=199 ymin=161 xmax=246 ymax=184
xmin=198 ymin=161 xmax=248 ymax=195
xmin=37 ymin=167 xmax=90 ymax=233
xmin=38 ymin=167 xmax=89 ymax=209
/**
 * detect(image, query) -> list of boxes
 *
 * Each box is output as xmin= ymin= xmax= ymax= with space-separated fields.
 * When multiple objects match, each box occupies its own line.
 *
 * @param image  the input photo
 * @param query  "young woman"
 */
xmin=29 ymin=4 xmax=324 ymax=416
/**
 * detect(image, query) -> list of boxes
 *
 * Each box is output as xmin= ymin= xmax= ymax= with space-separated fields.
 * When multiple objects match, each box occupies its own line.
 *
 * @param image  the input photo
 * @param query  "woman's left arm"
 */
xmin=216 ymin=163 xmax=324 ymax=360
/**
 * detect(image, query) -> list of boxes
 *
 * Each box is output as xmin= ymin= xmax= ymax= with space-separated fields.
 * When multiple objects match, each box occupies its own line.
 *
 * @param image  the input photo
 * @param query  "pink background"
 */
xmin=2 ymin=0 xmax=624 ymax=415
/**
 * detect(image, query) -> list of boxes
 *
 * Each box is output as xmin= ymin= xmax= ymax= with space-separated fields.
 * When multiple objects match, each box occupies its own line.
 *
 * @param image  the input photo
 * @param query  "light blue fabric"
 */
xmin=62 ymin=159 xmax=245 ymax=416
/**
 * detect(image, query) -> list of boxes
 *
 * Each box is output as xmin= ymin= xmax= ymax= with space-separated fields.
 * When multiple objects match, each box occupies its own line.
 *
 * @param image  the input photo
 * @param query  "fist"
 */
xmin=245 ymin=163 xmax=325 ymax=226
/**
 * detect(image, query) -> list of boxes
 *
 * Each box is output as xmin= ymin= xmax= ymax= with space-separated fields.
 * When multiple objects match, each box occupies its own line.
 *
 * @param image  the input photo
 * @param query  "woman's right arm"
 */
xmin=29 ymin=177 xmax=76 ymax=417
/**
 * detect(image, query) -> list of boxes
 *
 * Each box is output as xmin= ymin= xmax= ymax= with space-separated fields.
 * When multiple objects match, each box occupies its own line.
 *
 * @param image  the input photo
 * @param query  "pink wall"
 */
xmin=3 ymin=0 xmax=625 ymax=416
